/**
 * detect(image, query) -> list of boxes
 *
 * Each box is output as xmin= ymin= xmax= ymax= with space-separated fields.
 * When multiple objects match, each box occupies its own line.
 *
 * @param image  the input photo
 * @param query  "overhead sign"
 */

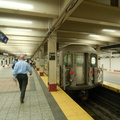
xmin=0 ymin=31 xmax=9 ymax=44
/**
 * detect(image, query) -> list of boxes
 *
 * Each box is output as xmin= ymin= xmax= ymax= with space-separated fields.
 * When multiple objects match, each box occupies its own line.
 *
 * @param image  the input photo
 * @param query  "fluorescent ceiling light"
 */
xmin=3 ymin=53 xmax=8 ymax=55
xmin=102 ymin=29 xmax=116 ymax=32
xmin=0 ymin=18 xmax=32 ymax=24
xmin=89 ymin=34 xmax=100 ymax=37
xmin=0 ymin=1 xmax=33 ymax=9
xmin=5 ymin=28 xmax=32 ymax=31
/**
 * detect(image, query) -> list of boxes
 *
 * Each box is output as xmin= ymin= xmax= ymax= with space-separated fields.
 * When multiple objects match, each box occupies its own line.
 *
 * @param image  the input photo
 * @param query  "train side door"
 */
xmin=75 ymin=53 xmax=85 ymax=84
xmin=62 ymin=54 xmax=73 ymax=90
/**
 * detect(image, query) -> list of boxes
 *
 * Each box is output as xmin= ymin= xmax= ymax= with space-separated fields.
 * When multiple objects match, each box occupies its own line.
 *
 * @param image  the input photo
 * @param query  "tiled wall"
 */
xmin=100 ymin=58 xmax=120 ymax=72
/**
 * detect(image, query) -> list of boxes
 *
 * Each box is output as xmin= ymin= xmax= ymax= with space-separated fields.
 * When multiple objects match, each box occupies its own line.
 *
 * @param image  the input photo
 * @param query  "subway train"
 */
xmin=57 ymin=45 xmax=99 ymax=99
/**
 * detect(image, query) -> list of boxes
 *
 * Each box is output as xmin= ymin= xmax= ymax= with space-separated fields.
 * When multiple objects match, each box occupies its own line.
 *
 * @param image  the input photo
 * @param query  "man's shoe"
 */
xmin=20 ymin=99 xmax=24 ymax=104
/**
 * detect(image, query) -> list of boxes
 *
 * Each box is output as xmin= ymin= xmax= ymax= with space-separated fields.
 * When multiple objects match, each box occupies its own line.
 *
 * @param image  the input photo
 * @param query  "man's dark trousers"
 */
xmin=17 ymin=74 xmax=28 ymax=101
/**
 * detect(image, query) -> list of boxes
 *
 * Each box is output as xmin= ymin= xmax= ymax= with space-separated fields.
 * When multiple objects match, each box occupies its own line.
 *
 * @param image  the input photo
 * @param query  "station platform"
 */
xmin=0 ymin=66 xmax=93 ymax=120
xmin=99 ymin=71 xmax=120 ymax=93
xmin=100 ymin=81 xmax=120 ymax=93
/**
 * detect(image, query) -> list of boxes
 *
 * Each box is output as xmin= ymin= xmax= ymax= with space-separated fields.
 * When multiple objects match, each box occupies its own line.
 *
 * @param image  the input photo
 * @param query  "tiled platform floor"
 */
xmin=0 ymin=66 xmax=67 ymax=120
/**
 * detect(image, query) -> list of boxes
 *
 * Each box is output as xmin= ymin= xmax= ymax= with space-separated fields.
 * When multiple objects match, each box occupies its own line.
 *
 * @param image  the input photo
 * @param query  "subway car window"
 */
xmin=64 ymin=55 xmax=67 ymax=67
xmin=90 ymin=54 xmax=97 ymax=67
xmin=64 ymin=54 xmax=73 ymax=67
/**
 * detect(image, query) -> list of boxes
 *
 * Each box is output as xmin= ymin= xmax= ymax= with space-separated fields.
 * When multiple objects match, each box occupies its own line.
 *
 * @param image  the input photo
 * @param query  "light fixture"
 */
xmin=3 ymin=53 xmax=8 ymax=55
xmin=89 ymin=34 xmax=100 ymax=37
xmin=0 ymin=18 xmax=32 ymax=24
xmin=5 ymin=28 xmax=32 ymax=31
xmin=102 ymin=29 xmax=116 ymax=32
xmin=0 ymin=1 xmax=33 ymax=9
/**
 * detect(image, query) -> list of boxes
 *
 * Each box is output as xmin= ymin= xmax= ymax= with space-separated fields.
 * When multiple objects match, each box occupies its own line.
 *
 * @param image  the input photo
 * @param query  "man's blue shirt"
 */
xmin=13 ymin=60 xmax=32 ymax=78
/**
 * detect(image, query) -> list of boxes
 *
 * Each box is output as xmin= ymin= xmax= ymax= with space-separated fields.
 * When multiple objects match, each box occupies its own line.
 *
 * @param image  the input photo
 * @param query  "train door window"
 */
xmin=90 ymin=54 xmax=97 ymax=67
xmin=64 ymin=54 xmax=73 ymax=67
xmin=75 ymin=53 xmax=85 ymax=84
xmin=76 ymin=55 xmax=84 ymax=66
xmin=64 ymin=55 xmax=67 ymax=66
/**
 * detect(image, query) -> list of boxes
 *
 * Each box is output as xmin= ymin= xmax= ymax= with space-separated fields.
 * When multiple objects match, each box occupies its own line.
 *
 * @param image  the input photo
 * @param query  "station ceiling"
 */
xmin=0 ymin=0 xmax=120 ymax=57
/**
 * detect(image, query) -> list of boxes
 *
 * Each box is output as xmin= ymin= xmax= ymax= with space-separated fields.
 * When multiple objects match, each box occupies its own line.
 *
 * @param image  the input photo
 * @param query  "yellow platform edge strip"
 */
xmin=40 ymin=75 xmax=94 ymax=120
xmin=99 ymin=80 xmax=120 ymax=93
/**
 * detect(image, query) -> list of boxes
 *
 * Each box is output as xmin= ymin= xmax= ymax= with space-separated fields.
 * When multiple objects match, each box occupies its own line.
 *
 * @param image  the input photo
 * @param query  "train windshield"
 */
xmin=90 ymin=53 xmax=97 ymax=67
xmin=64 ymin=54 xmax=73 ymax=67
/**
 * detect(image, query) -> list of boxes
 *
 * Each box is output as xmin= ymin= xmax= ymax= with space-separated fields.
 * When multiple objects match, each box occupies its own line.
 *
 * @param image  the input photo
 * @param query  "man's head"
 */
xmin=19 ymin=55 xmax=25 ymax=60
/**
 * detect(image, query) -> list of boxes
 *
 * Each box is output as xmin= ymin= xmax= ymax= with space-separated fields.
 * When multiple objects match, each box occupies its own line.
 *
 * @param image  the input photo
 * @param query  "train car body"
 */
xmin=58 ymin=45 xmax=98 ymax=92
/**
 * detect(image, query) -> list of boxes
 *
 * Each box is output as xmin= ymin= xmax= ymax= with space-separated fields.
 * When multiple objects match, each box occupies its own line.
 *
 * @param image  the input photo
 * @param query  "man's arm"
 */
xmin=27 ymin=64 xmax=32 ymax=75
xmin=12 ymin=63 xmax=18 ymax=78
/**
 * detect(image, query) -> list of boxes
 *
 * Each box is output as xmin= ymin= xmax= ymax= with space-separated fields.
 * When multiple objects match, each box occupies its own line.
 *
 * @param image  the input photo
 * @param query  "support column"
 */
xmin=39 ymin=46 xmax=44 ymax=76
xmin=3 ymin=57 xmax=5 ymax=67
xmin=7 ymin=56 xmax=10 ymax=66
xmin=0 ymin=55 xmax=3 ymax=66
xmin=48 ymin=34 xmax=57 ymax=91
xmin=35 ymin=51 xmax=40 ymax=71
xmin=9 ymin=56 xmax=13 ymax=64
xmin=109 ymin=52 xmax=112 ymax=71
xmin=96 ymin=45 xmax=101 ymax=68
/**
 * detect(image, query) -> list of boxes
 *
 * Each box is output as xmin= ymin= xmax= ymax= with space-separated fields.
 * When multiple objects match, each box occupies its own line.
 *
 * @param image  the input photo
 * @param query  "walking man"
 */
xmin=12 ymin=55 xmax=32 ymax=103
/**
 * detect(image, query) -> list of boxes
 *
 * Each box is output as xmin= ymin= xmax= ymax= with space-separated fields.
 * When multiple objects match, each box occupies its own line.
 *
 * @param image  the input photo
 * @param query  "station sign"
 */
xmin=49 ymin=52 xmax=55 ymax=60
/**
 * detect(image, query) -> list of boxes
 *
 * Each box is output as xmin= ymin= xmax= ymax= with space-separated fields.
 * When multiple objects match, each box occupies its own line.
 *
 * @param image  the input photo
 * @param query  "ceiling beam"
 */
xmin=58 ymin=37 xmax=108 ymax=43
xmin=57 ymin=30 xmax=120 ymax=42
xmin=32 ymin=0 xmax=84 ymax=57
xmin=58 ymin=38 xmax=108 ymax=45
xmin=0 ymin=0 xmax=59 ymax=18
xmin=68 ymin=17 xmax=120 ymax=28
xmin=0 ymin=8 xmax=58 ymax=18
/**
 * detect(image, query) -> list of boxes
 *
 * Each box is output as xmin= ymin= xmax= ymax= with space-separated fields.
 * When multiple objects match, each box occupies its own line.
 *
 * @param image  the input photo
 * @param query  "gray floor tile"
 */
xmin=5 ymin=112 xmax=18 ymax=120
xmin=0 ymin=114 xmax=6 ymax=120
xmin=18 ymin=111 xmax=31 ymax=118
xmin=31 ymin=116 xmax=43 ymax=120
xmin=18 ymin=116 xmax=31 ymax=120
xmin=0 ymin=67 xmax=67 ymax=120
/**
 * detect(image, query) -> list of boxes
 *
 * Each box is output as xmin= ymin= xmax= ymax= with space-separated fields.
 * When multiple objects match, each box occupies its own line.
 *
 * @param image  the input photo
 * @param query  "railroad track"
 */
xmin=84 ymin=99 xmax=119 ymax=120
xmin=69 ymin=86 xmax=120 ymax=120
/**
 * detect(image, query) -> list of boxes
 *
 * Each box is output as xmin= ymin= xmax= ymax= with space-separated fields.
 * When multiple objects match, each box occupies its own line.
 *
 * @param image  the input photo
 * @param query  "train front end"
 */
xmin=58 ymin=45 xmax=99 ymax=91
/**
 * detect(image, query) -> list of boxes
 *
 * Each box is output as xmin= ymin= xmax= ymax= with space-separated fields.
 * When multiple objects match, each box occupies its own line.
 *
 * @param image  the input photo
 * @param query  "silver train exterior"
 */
xmin=58 ymin=45 xmax=99 ymax=91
